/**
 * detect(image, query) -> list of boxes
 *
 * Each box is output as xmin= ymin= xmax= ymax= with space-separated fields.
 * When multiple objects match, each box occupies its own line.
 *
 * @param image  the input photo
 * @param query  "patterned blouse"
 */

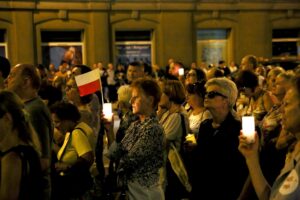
xmin=115 ymin=111 xmax=138 ymax=143
xmin=246 ymin=89 xmax=269 ymax=122
xmin=260 ymin=104 xmax=282 ymax=145
xmin=118 ymin=114 xmax=165 ymax=187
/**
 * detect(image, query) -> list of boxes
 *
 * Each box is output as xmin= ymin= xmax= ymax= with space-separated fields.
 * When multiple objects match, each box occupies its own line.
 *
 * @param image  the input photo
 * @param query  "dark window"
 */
xmin=272 ymin=28 xmax=300 ymax=57
xmin=115 ymin=31 xmax=151 ymax=41
xmin=0 ymin=30 xmax=5 ymax=42
xmin=272 ymin=42 xmax=298 ymax=57
xmin=41 ymin=31 xmax=82 ymax=42
xmin=273 ymin=29 xmax=300 ymax=39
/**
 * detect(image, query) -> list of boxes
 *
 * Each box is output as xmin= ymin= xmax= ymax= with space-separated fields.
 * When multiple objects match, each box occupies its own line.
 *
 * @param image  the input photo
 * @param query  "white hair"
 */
xmin=205 ymin=77 xmax=238 ymax=111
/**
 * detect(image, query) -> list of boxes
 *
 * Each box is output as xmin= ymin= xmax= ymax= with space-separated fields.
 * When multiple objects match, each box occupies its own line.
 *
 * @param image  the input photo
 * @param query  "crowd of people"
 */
xmin=1 ymin=54 xmax=300 ymax=200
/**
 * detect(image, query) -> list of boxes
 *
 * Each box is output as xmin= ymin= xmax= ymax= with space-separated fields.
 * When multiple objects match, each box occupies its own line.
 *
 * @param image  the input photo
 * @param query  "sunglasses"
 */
xmin=205 ymin=91 xmax=227 ymax=99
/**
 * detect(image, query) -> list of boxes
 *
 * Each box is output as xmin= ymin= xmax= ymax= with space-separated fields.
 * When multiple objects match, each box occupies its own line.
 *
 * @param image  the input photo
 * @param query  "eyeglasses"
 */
xmin=205 ymin=91 xmax=227 ymax=99
xmin=239 ymin=86 xmax=249 ymax=92
xmin=186 ymin=73 xmax=196 ymax=77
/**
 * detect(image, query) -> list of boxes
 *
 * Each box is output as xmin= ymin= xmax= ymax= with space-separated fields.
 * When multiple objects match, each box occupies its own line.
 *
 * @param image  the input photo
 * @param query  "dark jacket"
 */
xmin=191 ymin=112 xmax=248 ymax=200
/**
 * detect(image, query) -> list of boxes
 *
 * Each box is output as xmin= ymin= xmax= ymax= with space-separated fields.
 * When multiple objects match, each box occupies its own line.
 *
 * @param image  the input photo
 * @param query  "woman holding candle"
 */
xmin=109 ymin=77 xmax=165 ymax=199
xmin=238 ymin=75 xmax=300 ymax=200
xmin=190 ymin=77 xmax=248 ymax=200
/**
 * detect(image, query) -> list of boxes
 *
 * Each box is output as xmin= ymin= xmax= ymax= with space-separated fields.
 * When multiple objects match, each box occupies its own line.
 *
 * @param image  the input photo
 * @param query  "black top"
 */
xmin=191 ymin=113 xmax=248 ymax=200
xmin=1 ymin=145 xmax=43 ymax=200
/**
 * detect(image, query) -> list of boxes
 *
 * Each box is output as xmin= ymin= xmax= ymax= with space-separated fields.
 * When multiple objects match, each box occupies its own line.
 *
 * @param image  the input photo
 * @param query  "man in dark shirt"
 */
xmin=6 ymin=63 xmax=53 ymax=200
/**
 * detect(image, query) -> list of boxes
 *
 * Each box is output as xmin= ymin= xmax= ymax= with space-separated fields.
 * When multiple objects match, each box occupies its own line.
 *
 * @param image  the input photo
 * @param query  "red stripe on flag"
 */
xmin=78 ymin=80 xmax=101 ymax=96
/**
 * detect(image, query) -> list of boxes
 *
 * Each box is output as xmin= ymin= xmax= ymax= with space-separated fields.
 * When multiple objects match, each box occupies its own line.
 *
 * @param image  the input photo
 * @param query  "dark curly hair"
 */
xmin=50 ymin=102 xmax=81 ymax=122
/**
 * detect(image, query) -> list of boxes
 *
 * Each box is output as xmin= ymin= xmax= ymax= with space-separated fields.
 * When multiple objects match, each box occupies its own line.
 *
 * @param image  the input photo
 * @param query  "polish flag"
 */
xmin=75 ymin=68 xmax=101 ymax=96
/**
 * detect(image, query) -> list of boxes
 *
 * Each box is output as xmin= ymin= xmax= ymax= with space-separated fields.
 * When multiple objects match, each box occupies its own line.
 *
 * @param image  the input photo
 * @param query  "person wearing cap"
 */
xmin=190 ymin=77 xmax=248 ymax=200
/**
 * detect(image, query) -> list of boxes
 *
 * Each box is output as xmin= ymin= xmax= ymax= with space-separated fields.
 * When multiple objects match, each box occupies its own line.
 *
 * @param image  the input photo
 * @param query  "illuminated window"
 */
xmin=115 ymin=30 xmax=152 ymax=66
xmin=41 ymin=30 xmax=84 ymax=69
xmin=196 ymin=29 xmax=229 ymax=67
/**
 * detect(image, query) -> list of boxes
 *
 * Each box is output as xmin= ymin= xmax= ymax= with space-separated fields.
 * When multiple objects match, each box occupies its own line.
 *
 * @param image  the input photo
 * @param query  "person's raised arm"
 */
xmin=238 ymin=132 xmax=271 ymax=200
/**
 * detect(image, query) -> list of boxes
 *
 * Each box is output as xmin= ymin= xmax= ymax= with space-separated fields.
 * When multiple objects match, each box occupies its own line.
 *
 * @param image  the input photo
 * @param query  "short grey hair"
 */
xmin=205 ymin=77 xmax=238 ymax=110
xmin=117 ymin=85 xmax=132 ymax=104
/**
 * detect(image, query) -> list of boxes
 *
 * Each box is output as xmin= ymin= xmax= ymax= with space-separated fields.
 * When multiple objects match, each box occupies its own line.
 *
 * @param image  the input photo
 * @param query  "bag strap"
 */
xmin=58 ymin=127 xmax=86 ymax=161
xmin=179 ymin=113 xmax=187 ymax=153
xmin=74 ymin=127 xmax=87 ymax=136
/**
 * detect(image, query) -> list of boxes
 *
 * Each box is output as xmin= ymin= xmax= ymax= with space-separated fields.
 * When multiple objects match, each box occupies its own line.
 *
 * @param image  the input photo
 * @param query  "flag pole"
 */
xmin=98 ymin=70 xmax=105 ymax=105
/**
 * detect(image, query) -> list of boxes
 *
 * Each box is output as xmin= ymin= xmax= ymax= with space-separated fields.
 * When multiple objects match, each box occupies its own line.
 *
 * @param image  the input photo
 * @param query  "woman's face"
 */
xmin=282 ymin=88 xmax=300 ymax=134
xmin=272 ymin=76 xmax=287 ymax=97
xmin=158 ymin=92 xmax=171 ymax=110
xmin=239 ymin=86 xmax=253 ymax=98
xmin=66 ymin=79 xmax=80 ymax=104
xmin=267 ymin=73 xmax=277 ymax=91
xmin=130 ymin=88 xmax=152 ymax=116
xmin=186 ymin=69 xmax=197 ymax=84
xmin=186 ymin=92 xmax=202 ymax=109
xmin=51 ymin=113 xmax=72 ymax=135
xmin=204 ymin=85 xmax=228 ymax=113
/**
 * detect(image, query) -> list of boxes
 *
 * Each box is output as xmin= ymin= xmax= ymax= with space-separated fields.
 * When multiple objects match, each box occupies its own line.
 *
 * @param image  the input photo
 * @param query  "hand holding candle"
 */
xmin=103 ymin=103 xmax=113 ymax=121
xmin=242 ymin=116 xmax=255 ymax=144
xmin=179 ymin=68 xmax=184 ymax=76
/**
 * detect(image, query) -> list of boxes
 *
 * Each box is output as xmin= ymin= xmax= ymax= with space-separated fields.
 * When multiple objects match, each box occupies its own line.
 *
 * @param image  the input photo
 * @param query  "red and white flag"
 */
xmin=75 ymin=68 xmax=101 ymax=96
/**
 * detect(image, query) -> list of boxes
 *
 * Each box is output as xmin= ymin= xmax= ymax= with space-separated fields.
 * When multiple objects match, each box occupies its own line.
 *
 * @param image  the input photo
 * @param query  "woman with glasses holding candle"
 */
xmin=190 ymin=77 xmax=248 ymax=200
xmin=238 ymin=75 xmax=300 ymax=200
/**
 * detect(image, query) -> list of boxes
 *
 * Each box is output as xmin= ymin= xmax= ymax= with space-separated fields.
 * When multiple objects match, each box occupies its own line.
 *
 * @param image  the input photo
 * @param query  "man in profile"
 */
xmin=6 ymin=64 xmax=53 ymax=200
xmin=126 ymin=61 xmax=145 ymax=84
xmin=0 ymin=56 xmax=10 ymax=90
xmin=240 ymin=54 xmax=258 ymax=71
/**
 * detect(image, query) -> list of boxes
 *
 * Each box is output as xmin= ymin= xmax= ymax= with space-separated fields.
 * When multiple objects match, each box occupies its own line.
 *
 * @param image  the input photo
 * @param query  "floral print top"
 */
xmin=260 ymin=104 xmax=282 ymax=145
xmin=117 ymin=114 xmax=165 ymax=187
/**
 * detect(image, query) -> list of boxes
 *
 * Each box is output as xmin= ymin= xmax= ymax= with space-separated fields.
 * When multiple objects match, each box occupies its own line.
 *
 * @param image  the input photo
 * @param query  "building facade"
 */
xmin=0 ymin=0 xmax=299 ymax=68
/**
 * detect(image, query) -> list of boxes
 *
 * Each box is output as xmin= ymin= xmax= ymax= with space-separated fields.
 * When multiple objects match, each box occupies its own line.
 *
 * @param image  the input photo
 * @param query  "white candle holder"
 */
xmin=242 ymin=116 xmax=255 ymax=143
xmin=103 ymin=103 xmax=113 ymax=121
xmin=179 ymin=68 xmax=184 ymax=76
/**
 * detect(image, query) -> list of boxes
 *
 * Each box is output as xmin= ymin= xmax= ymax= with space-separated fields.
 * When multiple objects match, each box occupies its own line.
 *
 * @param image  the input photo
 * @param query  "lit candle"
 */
xmin=242 ymin=116 xmax=255 ymax=143
xmin=103 ymin=103 xmax=113 ymax=121
xmin=179 ymin=68 xmax=184 ymax=76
